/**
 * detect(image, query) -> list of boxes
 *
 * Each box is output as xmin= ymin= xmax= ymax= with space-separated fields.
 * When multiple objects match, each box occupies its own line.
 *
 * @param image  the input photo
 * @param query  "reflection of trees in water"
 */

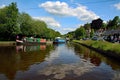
xmin=0 ymin=45 xmax=54 ymax=80
xmin=0 ymin=46 xmax=18 ymax=80
xmin=16 ymin=44 xmax=47 ymax=53
xmin=73 ymin=43 xmax=101 ymax=66
xmin=73 ymin=43 xmax=120 ymax=69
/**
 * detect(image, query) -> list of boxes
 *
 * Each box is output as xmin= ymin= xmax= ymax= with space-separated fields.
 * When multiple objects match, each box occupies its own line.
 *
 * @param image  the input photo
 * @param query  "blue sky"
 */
xmin=0 ymin=0 xmax=120 ymax=34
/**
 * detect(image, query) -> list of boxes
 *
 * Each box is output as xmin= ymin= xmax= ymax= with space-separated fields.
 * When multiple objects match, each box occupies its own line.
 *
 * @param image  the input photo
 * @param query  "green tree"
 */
xmin=31 ymin=19 xmax=48 ymax=37
xmin=107 ymin=16 xmax=120 ymax=29
xmin=84 ymin=23 xmax=91 ymax=38
xmin=18 ymin=12 xmax=34 ymax=36
xmin=75 ymin=26 xmax=86 ymax=39
xmin=18 ymin=12 xmax=61 ymax=39
xmin=84 ymin=23 xmax=91 ymax=30
xmin=48 ymin=29 xmax=61 ymax=39
xmin=0 ymin=2 xmax=21 ymax=40
xmin=0 ymin=2 xmax=61 ymax=40
xmin=65 ymin=31 xmax=75 ymax=40
xmin=102 ymin=22 xmax=107 ymax=29
xmin=90 ymin=29 xmax=94 ymax=38
xmin=111 ymin=16 xmax=119 ymax=29
xmin=106 ymin=20 xmax=112 ymax=29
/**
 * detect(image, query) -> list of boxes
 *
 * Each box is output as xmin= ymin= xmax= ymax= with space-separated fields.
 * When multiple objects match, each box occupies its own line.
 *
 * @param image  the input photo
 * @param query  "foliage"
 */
xmin=91 ymin=18 xmax=103 ymax=30
xmin=84 ymin=23 xmax=91 ymax=30
xmin=0 ymin=2 xmax=21 ymax=40
xmin=18 ymin=12 xmax=34 ymax=36
xmin=65 ymin=16 xmax=119 ymax=40
xmin=0 ymin=2 xmax=119 ymax=41
xmin=47 ymin=29 xmax=61 ymax=39
xmin=18 ymin=12 xmax=61 ymax=39
xmin=65 ymin=31 xmax=75 ymax=40
xmin=0 ymin=2 xmax=61 ymax=41
xmin=90 ymin=29 xmax=94 ymax=38
xmin=73 ymin=40 xmax=120 ymax=55
xmin=102 ymin=22 xmax=107 ymax=29
xmin=107 ymin=16 xmax=120 ymax=29
xmin=75 ymin=26 xmax=86 ymax=39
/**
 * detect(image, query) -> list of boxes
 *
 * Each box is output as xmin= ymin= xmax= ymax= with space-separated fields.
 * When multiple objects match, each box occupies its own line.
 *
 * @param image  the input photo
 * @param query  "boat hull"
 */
xmin=53 ymin=39 xmax=66 ymax=44
xmin=16 ymin=38 xmax=46 ymax=45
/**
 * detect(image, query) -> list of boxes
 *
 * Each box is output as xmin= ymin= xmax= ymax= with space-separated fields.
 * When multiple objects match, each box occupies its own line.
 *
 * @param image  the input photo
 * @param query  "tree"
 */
xmin=90 ymin=29 xmax=94 ymax=38
xmin=112 ymin=16 xmax=119 ymax=27
xmin=75 ymin=26 xmax=86 ymax=39
xmin=18 ymin=12 xmax=34 ymax=36
xmin=31 ymin=19 xmax=48 ymax=37
xmin=47 ymin=29 xmax=61 ymax=39
xmin=106 ymin=20 xmax=112 ymax=29
xmin=0 ymin=2 xmax=21 ymax=40
xmin=0 ymin=2 xmax=62 ymax=40
xmin=65 ymin=31 xmax=75 ymax=40
xmin=107 ymin=16 xmax=120 ymax=29
xmin=84 ymin=23 xmax=91 ymax=30
xmin=102 ymin=22 xmax=107 ymax=29
xmin=91 ymin=18 xmax=103 ymax=30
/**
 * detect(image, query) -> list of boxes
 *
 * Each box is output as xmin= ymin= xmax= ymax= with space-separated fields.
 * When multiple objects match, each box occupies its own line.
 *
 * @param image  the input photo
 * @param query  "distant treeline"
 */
xmin=0 ymin=2 xmax=61 ymax=41
xmin=65 ymin=16 xmax=120 ymax=40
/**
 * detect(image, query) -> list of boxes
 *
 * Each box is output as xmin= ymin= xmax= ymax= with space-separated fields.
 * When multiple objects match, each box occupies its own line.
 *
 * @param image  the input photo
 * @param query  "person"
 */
xmin=22 ymin=36 xmax=26 ymax=42
xmin=16 ymin=35 xmax=19 ymax=40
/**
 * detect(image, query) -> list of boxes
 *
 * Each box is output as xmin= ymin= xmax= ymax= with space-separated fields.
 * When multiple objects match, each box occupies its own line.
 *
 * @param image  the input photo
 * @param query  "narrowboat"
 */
xmin=16 ymin=37 xmax=46 ymax=45
xmin=53 ymin=37 xmax=66 ymax=44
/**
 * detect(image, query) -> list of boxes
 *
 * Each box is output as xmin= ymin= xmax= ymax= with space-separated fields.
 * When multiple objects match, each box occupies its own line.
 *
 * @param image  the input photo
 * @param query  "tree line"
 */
xmin=0 ymin=2 xmax=61 ymax=41
xmin=65 ymin=16 xmax=120 ymax=40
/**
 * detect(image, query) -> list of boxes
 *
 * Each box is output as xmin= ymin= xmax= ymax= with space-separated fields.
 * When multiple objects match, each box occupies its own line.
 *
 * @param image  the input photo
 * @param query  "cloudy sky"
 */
xmin=0 ymin=0 xmax=120 ymax=34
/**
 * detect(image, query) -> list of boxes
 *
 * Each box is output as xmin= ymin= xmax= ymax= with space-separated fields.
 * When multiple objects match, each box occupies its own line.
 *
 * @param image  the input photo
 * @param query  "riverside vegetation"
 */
xmin=73 ymin=40 xmax=120 ymax=60
xmin=0 ymin=2 xmax=61 ymax=41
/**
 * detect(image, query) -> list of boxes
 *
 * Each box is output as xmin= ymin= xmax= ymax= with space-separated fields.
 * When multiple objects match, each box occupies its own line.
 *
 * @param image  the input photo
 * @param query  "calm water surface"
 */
xmin=0 ymin=43 xmax=120 ymax=80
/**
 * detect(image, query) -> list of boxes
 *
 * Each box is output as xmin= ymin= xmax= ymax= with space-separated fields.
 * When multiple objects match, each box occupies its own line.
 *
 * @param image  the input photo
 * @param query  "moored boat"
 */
xmin=16 ymin=37 xmax=46 ymax=45
xmin=53 ymin=37 xmax=66 ymax=44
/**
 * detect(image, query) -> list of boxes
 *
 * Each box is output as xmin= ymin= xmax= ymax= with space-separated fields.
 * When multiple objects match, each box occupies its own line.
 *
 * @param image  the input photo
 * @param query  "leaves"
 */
xmin=91 ymin=18 xmax=103 ymax=30
xmin=75 ymin=26 xmax=86 ymax=39
xmin=0 ymin=2 xmax=20 ymax=40
xmin=0 ymin=2 xmax=61 ymax=40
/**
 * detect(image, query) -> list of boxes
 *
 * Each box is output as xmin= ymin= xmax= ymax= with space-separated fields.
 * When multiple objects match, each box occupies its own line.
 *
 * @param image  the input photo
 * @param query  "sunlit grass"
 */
xmin=73 ymin=40 xmax=120 ymax=54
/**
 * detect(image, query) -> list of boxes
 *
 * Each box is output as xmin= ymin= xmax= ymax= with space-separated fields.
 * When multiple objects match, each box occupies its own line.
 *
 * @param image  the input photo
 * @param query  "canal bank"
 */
xmin=73 ymin=40 xmax=120 ymax=61
xmin=0 ymin=41 xmax=53 ymax=46
xmin=0 ymin=41 xmax=16 ymax=46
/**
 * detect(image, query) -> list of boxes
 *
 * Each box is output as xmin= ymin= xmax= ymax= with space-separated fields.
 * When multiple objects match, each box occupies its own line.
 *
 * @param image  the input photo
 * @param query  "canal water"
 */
xmin=0 ymin=43 xmax=120 ymax=80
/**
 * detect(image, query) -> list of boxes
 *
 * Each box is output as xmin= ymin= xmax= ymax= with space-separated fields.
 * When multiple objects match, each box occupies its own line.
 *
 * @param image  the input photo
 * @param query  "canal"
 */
xmin=0 ymin=43 xmax=120 ymax=80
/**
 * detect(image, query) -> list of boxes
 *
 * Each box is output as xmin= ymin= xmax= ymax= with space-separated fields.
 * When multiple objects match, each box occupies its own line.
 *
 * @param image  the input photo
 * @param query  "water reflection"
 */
xmin=16 ymin=44 xmax=46 ymax=53
xmin=0 ymin=45 xmax=53 ymax=80
xmin=73 ymin=43 xmax=120 ymax=68
xmin=0 ymin=43 xmax=120 ymax=80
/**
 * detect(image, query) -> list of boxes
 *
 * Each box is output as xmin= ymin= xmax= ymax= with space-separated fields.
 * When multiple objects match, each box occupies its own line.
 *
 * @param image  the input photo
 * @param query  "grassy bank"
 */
xmin=73 ymin=40 xmax=120 ymax=55
xmin=0 ymin=41 xmax=16 ymax=46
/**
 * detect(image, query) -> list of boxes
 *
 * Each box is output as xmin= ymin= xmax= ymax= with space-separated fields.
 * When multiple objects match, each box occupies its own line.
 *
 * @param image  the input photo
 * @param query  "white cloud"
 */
xmin=63 ymin=28 xmax=76 ymax=32
xmin=0 ymin=4 xmax=6 ymax=9
xmin=39 ymin=1 xmax=99 ymax=21
xmin=114 ymin=2 xmax=120 ymax=10
xmin=59 ymin=24 xmax=84 ymax=34
xmin=59 ymin=27 xmax=77 ymax=34
xmin=63 ymin=28 xmax=75 ymax=31
xmin=33 ymin=17 xmax=61 ymax=28
xmin=103 ymin=20 xmax=107 ymax=23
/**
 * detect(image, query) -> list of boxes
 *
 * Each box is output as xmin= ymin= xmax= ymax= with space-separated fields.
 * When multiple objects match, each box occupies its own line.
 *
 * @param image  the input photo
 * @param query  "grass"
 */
xmin=0 ymin=41 xmax=16 ymax=46
xmin=73 ymin=40 xmax=120 ymax=55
